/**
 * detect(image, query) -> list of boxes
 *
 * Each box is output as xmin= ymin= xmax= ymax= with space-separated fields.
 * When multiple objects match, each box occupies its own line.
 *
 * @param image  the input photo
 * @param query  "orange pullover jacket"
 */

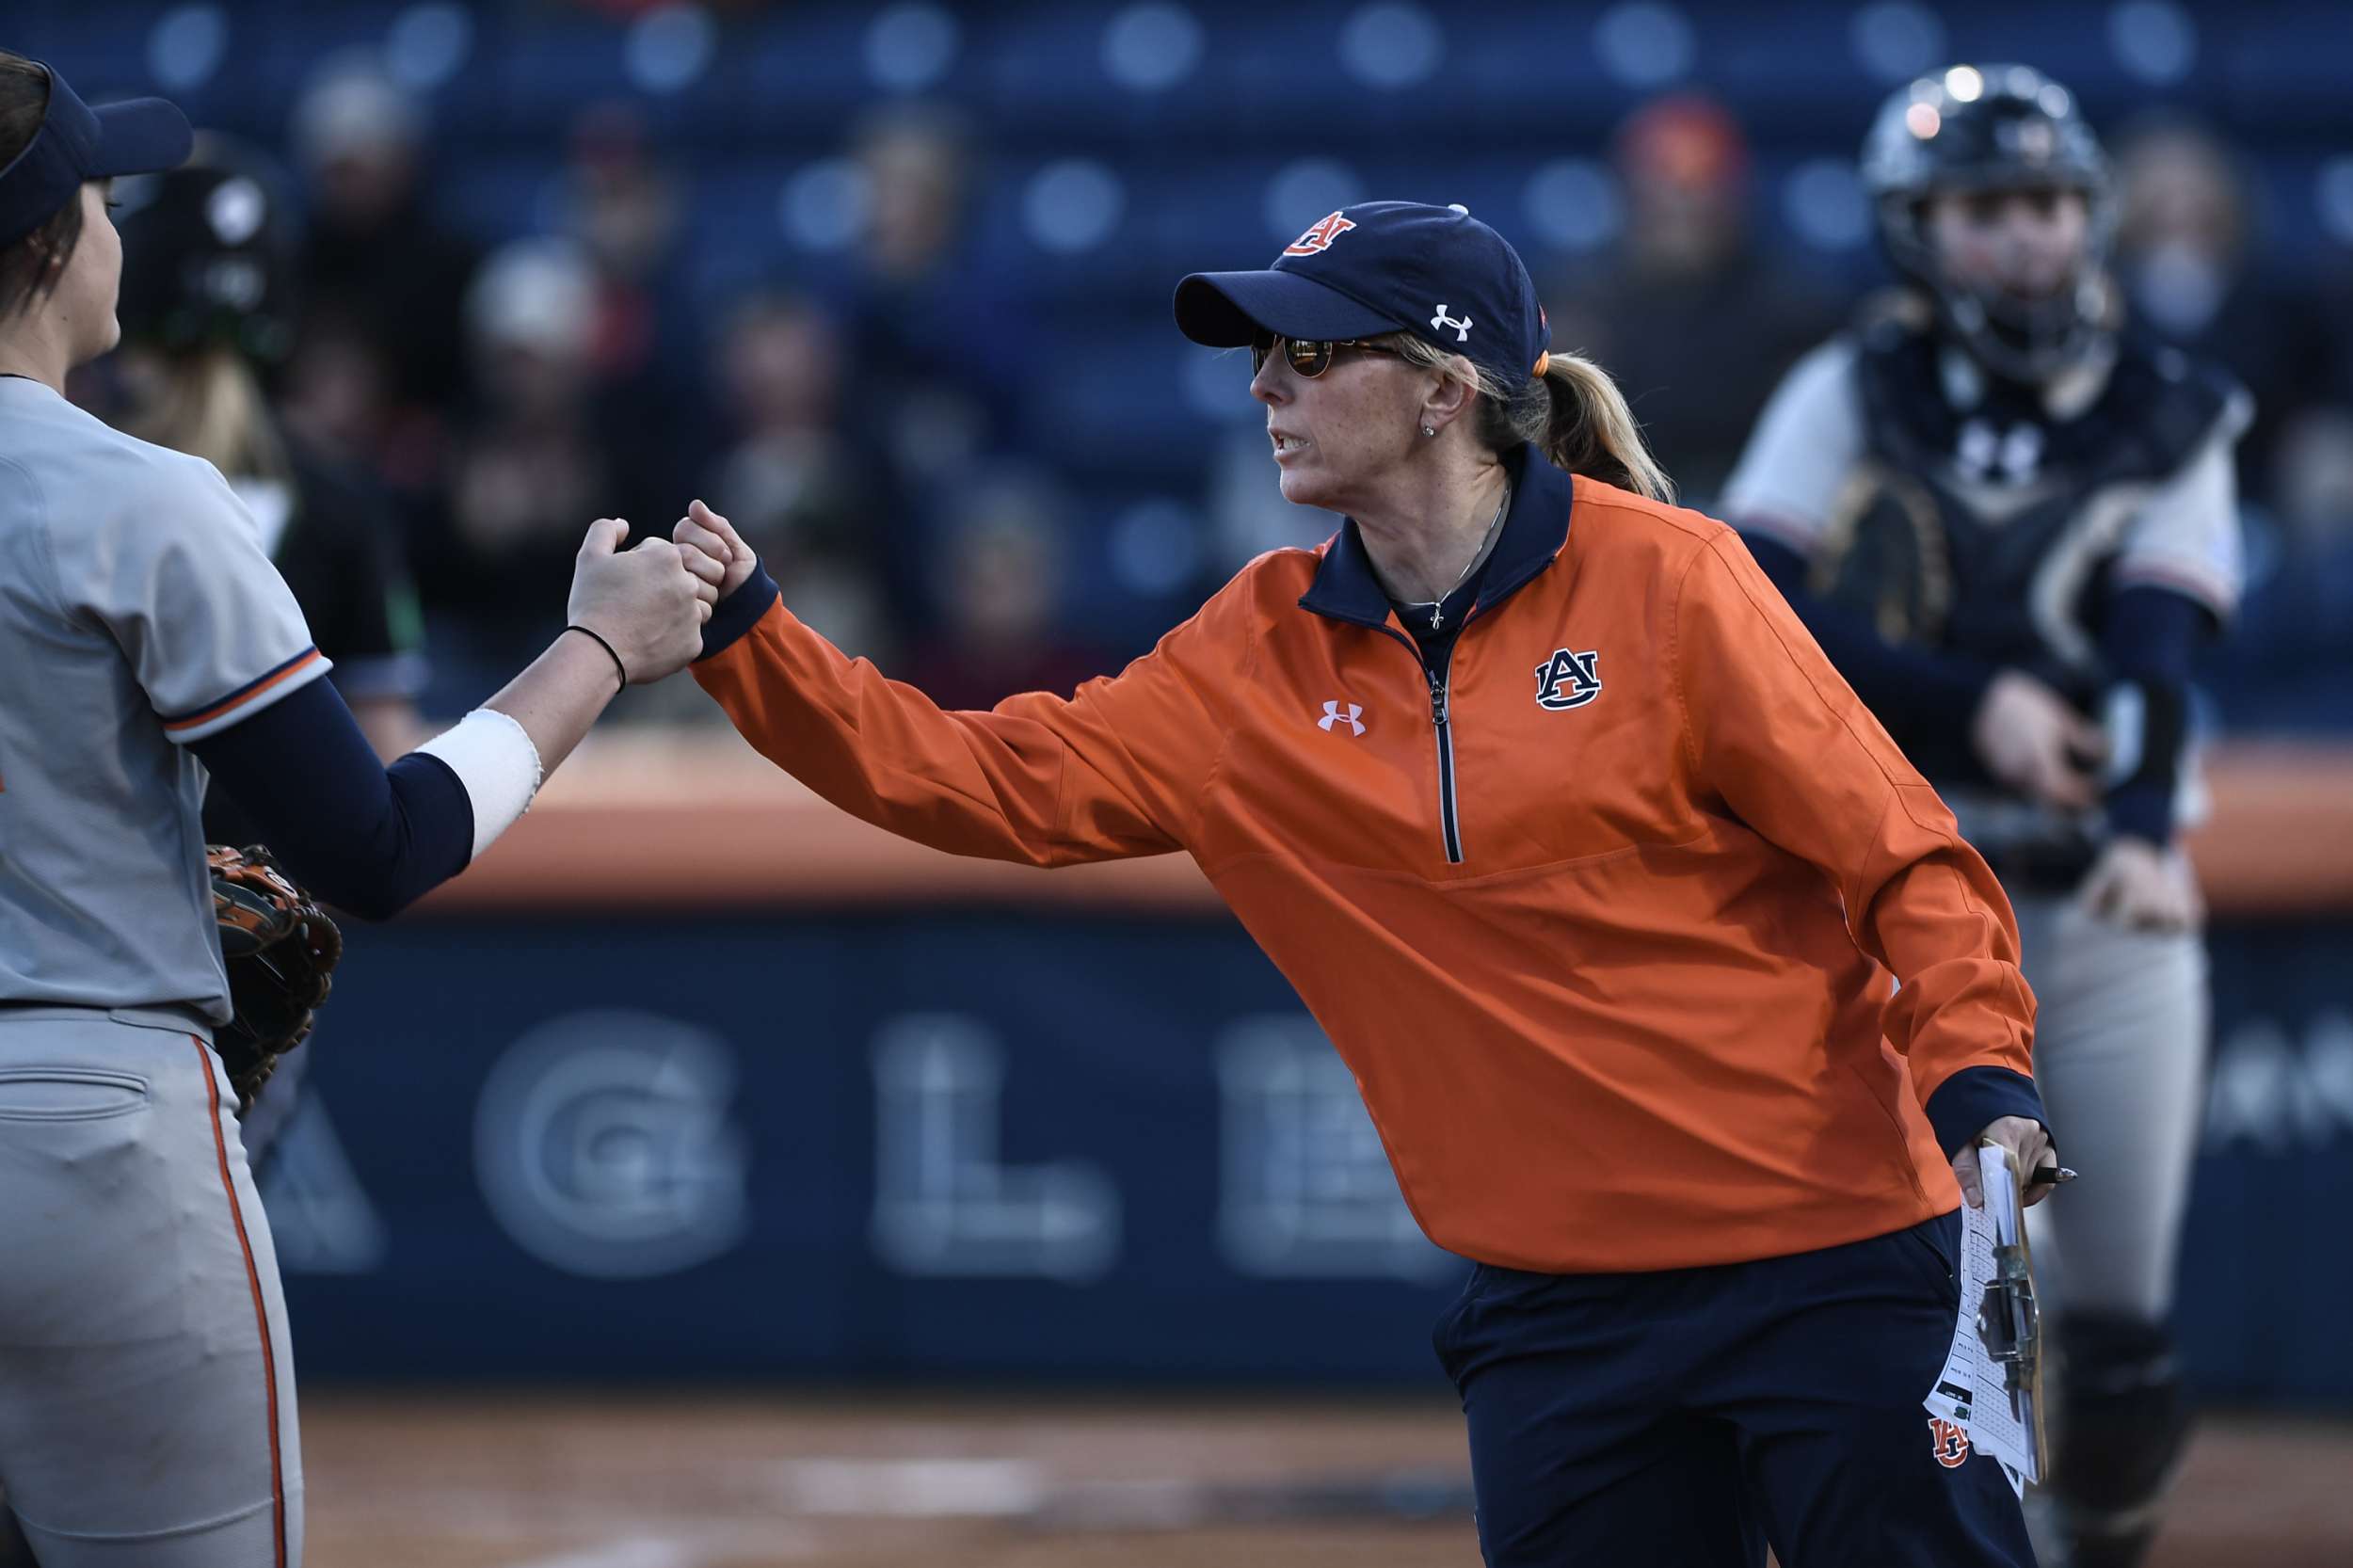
xmin=694 ymin=447 xmax=2045 ymax=1272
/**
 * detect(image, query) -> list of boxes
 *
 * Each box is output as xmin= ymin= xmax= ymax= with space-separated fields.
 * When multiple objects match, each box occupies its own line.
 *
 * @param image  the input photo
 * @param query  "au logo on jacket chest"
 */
xmin=1534 ymin=648 xmax=1602 ymax=711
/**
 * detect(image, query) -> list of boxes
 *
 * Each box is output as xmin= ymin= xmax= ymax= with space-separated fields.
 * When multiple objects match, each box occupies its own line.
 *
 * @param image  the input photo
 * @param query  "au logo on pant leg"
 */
xmin=1929 ymin=1416 xmax=1972 ymax=1467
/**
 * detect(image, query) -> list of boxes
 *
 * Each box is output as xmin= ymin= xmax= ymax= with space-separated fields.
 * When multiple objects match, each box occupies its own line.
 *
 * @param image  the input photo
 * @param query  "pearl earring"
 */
xmin=1421 ymin=424 xmax=1436 ymax=438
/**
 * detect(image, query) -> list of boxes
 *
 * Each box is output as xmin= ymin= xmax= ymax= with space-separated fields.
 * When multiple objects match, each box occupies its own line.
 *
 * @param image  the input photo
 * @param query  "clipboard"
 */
xmin=1970 ymin=1140 xmax=2048 ymax=1474
xmin=1921 ymin=1142 xmax=2050 ymax=1488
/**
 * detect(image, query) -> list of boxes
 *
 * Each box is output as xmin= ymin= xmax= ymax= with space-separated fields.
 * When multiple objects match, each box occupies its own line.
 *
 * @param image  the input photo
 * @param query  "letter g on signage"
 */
xmin=473 ymin=1010 xmax=749 ymax=1278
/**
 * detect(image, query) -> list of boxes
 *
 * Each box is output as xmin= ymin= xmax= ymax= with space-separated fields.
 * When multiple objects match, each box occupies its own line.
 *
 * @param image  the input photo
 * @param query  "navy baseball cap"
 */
xmin=1175 ymin=200 xmax=1551 ymax=385
xmin=0 ymin=59 xmax=192 ymax=251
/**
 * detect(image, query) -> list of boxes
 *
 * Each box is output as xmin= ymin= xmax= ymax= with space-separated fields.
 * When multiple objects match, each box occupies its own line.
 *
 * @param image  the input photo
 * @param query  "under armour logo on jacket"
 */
xmin=1318 ymin=700 xmax=1367 ymax=735
xmin=1431 ymin=305 xmax=1472 ymax=342
xmin=1534 ymin=649 xmax=1602 ymax=711
xmin=1286 ymin=212 xmax=1357 ymax=256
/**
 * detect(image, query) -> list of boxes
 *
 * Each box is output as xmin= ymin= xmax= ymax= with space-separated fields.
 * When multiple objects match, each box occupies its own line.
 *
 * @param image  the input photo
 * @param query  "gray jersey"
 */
xmin=0 ymin=376 xmax=328 ymax=1022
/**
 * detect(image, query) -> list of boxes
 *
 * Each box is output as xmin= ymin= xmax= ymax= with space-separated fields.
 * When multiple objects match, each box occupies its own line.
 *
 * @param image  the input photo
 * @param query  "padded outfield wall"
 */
xmin=262 ymin=738 xmax=2353 ymax=1404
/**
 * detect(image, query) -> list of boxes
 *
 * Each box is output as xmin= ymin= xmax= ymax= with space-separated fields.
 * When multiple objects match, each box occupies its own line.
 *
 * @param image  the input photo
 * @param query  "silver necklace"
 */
xmin=1425 ymin=480 xmax=1510 ymax=632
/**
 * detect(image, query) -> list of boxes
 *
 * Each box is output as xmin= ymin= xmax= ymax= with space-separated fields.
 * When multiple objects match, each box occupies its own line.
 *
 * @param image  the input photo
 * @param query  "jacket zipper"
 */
xmin=1364 ymin=615 xmax=1481 ymax=868
xmin=1305 ymin=506 xmax=1559 ymax=870
xmin=1427 ymin=664 xmax=1464 ymax=864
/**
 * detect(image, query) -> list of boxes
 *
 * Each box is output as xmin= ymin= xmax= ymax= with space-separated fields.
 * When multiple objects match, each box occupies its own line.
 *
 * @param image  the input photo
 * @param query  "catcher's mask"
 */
xmin=1861 ymin=63 xmax=2115 ymax=385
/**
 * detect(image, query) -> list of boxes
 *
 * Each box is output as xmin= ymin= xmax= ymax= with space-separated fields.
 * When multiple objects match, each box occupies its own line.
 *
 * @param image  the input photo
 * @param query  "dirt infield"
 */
xmin=302 ymin=1391 xmax=2353 ymax=1566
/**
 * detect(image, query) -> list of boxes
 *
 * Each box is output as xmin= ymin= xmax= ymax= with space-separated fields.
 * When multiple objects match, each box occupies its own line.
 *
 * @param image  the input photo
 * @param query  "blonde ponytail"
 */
xmin=1533 ymin=351 xmax=1673 ymax=504
xmin=1386 ymin=332 xmax=1674 ymax=504
xmin=117 ymin=344 xmax=290 ymax=485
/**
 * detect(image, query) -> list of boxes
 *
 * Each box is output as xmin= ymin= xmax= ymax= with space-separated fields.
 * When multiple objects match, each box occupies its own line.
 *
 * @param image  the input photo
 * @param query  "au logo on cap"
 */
xmin=1285 ymin=212 xmax=1356 ymax=257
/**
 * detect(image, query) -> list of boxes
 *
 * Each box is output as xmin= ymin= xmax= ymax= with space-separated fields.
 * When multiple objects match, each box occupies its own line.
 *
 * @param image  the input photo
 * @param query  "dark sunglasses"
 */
xmin=1250 ymin=329 xmax=1407 ymax=379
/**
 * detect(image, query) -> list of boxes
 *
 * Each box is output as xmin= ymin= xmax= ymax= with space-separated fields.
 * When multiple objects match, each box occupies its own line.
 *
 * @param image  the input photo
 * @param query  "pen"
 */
xmin=2028 ymin=1165 xmax=2077 ymax=1187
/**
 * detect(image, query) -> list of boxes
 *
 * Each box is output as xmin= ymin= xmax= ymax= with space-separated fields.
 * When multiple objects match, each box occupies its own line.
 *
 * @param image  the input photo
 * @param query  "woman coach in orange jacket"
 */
xmin=676 ymin=201 xmax=2052 ymax=1567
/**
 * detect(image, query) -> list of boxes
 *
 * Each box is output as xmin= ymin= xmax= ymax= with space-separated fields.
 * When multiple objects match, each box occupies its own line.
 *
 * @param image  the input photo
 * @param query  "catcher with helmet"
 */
xmin=1723 ymin=64 xmax=2246 ymax=1568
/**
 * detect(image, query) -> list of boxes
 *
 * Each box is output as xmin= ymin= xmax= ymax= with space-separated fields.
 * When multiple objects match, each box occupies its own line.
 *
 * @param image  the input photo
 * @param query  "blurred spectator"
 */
xmin=1544 ymin=94 xmax=1838 ymax=506
xmin=280 ymin=56 xmax=478 ymax=495
xmin=555 ymin=103 xmax=712 ymax=511
xmin=563 ymin=104 xmax=681 ymax=392
xmin=822 ymin=104 xmax=1032 ymax=625
xmin=2109 ymin=117 xmax=2353 ymax=729
xmin=2211 ymin=408 xmax=2353 ymax=729
xmin=704 ymin=289 xmax=901 ymax=666
xmin=418 ymin=239 xmax=659 ymax=675
xmin=899 ymin=468 xmax=1111 ymax=710
xmin=842 ymin=104 xmax=1013 ymax=479
xmin=2112 ymin=117 xmax=2334 ymax=509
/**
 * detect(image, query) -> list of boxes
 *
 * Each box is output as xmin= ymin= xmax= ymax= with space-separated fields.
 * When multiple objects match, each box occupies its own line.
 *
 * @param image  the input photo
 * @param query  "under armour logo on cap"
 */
xmin=1318 ymin=700 xmax=1367 ymax=735
xmin=1431 ymin=304 xmax=1472 ymax=342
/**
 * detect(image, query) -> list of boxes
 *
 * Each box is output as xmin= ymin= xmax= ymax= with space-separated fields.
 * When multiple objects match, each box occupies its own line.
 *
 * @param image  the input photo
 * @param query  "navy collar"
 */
xmin=1299 ymin=443 xmax=1575 ymax=630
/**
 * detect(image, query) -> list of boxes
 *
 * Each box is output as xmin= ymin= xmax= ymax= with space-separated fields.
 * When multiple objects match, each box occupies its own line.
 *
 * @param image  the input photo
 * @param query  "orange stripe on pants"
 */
xmin=190 ymin=1036 xmax=287 ymax=1568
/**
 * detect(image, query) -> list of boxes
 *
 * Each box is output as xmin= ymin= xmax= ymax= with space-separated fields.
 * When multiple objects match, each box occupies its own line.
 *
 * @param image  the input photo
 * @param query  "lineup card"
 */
xmin=1920 ymin=1146 xmax=2042 ymax=1492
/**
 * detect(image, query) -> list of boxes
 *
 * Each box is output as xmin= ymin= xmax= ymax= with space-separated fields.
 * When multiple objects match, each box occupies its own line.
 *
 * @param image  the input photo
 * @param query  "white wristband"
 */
xmin=413 ymin=708 xmax=544 ymax=861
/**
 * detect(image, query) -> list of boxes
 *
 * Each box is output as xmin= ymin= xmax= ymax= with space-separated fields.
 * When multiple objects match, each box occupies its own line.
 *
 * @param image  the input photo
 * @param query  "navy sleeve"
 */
xmin=191 ymin=677 xmax=474 ymax=920
xmin=696 ymin=564 xmax=781 ymax=663
xmin=1924 ymin=1065 xmax=2051 ymax=1160
xmin=1739 ymin=532 xmax=2000 ymax=744
xmin=2099 ymin=584 xmax=2207 ymax=846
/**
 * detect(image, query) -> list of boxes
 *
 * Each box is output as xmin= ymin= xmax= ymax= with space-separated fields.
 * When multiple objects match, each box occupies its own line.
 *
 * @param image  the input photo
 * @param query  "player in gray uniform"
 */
xmin=0 ymin=55 xmax=716 ymax=1567
xmin=1721 ymin=65 xmax=2244 ymax=1568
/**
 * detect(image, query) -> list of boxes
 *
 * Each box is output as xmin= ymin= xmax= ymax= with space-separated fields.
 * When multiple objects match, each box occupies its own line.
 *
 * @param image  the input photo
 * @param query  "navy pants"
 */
xmin=1433 ymin=1213 xmax=2037 ymax=1567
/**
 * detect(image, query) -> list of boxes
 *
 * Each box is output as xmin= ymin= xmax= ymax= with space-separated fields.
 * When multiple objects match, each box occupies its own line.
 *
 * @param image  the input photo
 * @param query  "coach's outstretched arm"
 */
xmin=674 ymin=501 xmax=1215 ymax=868
xmin=189 ymin=520 xmax=717 ymax=919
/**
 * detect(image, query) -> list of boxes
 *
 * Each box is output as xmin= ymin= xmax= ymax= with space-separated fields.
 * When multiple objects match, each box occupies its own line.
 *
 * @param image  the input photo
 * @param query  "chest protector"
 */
xmin=1814 ymin=316 xmax=2233 ymax=708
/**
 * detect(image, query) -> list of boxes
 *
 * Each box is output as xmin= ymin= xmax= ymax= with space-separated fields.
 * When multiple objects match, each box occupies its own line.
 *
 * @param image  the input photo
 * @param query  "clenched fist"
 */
xmin=673 ymin=500 xmax=760 ymax=600
xmin=567 ymin=518 xmax=720 ymax=685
